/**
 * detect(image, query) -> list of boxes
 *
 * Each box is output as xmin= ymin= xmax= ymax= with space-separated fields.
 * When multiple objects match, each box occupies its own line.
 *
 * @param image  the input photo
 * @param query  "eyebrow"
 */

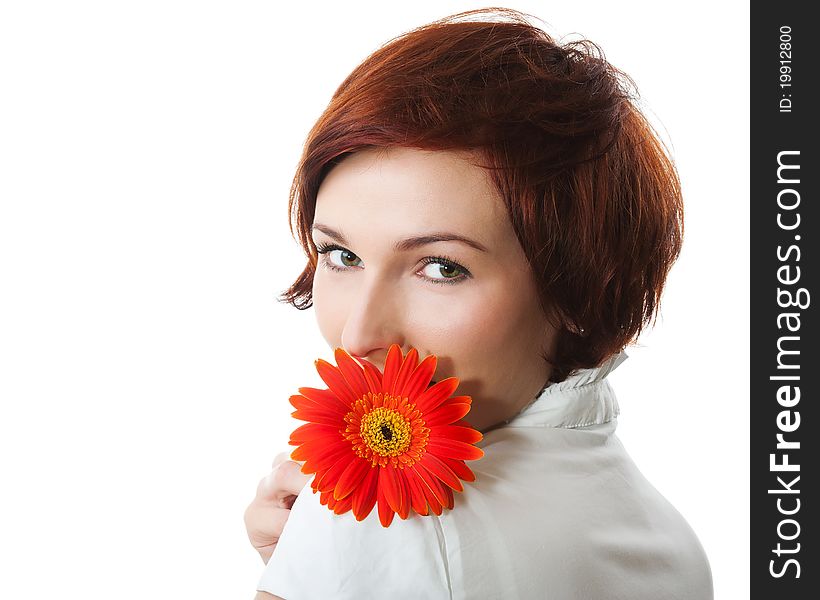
xmin=312 ymin=223 xmax=489 ymax=253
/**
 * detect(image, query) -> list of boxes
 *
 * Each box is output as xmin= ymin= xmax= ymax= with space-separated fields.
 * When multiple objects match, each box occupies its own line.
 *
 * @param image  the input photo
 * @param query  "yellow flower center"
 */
xmin=360 ymin=406 xmax=412 ymax=456
xmin=343 ymin=392 xmax=429 ymax=468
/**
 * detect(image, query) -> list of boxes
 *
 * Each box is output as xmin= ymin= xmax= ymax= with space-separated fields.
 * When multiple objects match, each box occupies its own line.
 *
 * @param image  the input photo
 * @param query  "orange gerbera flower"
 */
xmin=288 ymin=344 xmax=484 ymax=527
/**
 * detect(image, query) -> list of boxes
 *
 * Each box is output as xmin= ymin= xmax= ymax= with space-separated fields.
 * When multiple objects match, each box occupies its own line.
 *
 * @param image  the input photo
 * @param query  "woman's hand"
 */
xmin=244 ymin=451 xmax=311 ymax=564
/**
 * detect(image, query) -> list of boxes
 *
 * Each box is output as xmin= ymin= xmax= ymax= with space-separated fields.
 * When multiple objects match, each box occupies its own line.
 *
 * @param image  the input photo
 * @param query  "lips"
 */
xmin=355 ymin=355 xmax=439 ymax=387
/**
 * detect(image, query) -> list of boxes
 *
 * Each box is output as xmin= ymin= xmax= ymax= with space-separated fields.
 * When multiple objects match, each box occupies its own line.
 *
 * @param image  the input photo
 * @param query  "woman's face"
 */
xmin=311 ymin=147 xmax=558 ymax=432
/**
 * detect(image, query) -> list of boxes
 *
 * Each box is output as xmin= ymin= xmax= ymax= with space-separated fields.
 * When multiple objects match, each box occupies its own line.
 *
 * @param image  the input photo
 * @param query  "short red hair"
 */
xmin=279 ymin=8 xmax=684 ymax=383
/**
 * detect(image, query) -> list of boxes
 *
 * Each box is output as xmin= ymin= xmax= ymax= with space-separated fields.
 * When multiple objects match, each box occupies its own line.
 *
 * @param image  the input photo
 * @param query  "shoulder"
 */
xmin=444 ymin=425 xmax=713 ymax=599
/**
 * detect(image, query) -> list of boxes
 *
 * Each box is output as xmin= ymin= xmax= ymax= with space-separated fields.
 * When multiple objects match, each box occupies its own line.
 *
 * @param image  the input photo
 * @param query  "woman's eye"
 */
xmin=419 ymin=259 xmax=469 ymax=284
xmin=421 ymin=261 xmax=461 ymax=280
xmin=328 ymin=248 xmax=361 ymax=267
xmin=326 ymin=248 xmax=362 ymax=269
xmin=316 ymin=243 xmax=363 ymax=271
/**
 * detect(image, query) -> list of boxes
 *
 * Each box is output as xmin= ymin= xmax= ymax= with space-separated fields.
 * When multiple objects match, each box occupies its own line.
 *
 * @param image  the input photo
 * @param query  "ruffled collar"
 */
xmin=503 ymin=350 xmax=629 ymax=429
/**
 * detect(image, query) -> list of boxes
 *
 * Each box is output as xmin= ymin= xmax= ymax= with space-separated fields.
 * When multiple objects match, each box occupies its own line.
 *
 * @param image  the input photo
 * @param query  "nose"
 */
xmin=340 ymin=273 xmax=406 ymax=367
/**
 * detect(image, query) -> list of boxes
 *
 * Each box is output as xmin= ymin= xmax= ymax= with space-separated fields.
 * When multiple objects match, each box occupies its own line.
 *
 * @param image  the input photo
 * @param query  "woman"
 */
xmin=246 ymin=8 xmax=712 ymax=599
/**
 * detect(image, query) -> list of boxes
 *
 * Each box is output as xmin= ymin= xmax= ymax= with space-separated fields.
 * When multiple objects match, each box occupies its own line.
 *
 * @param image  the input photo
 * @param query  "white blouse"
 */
xmin=257 ymin=351 xmax=713 ymax=599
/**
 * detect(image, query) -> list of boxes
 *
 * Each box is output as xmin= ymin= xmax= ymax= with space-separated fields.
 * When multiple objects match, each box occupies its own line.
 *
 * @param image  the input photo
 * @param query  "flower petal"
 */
xmin=299 ymin=442 xmax=351 ymax=473
xmin=297 ymin=387 xmax=350 ymax=413
xmin=439 ymin=455 xmax=477 ymax=483
xmin=334 ymin=347 xmax=370 ymax=398
xmin=313 ymin=454 xmax=354 ymax=492
xmin=396 ymin=468 xmax=411 ymax=519
xmin=410 ymin=463 xmax=448 ymax=508
xmin=419 ymin=452 xmax=463 ymax=492
xmin=414 ymin=378 xmax=460 ymax=414
xmin=381 ymin=344 xmax=403 ymax=396
xmin=376 ymin=479 xmax=395 ymax=527
xmin=426 ymin=438 xmax=485 ymax=461
xmin=333 ymin=493 xmax=354 ymax=515
xmin=288 ymin=394 xmax=313 ymax=410
xmin=291 ymin=407 xmax=346 ymax=427
xmin=417 ymin=472 xmax=444 ymax=516
xmin=399 ymin=354 xmax=437 ymax=402
xmin=443 ymin=485 xmax=454 ymax=510
xmin=315 ymin=359 xmax=357 ymax=407
xmin=351 ymin=465 xmax=379 ymax=521
xmin=334 ymin=458 xmax=372 ymax=500
xmin=429 ymin=424 xmax=483 ymax=444
xmin=424 ymin=402 xmax=473 ymax=427
xmin=290 ymin=393 xmax=348 ymax=416
xmin=356 ymin=358 xmax=384 ymax=394
xmin=391 ymin=348 xmax=419 ymax=396
xmin=289 ymin=423 xmax=344 ymax=444
xmin=290 ymin=439 xmax=346 ymax=463
xmin=403 ymin=465 xmax=430 ymax=516
xmin=379 ymin=464 xmax=403 ymax=514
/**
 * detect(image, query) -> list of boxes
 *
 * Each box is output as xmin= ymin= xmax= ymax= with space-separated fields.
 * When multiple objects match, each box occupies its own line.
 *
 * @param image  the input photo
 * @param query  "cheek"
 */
xmin=403 ymin=283 xmax=495 ymax=342
xmin=406 ymin=284 xmax=519 ymax=372
xmin=446 ymin=282 xmax=523 ymax=339
xmin=453 ymin=294 xmax=543 ymax=394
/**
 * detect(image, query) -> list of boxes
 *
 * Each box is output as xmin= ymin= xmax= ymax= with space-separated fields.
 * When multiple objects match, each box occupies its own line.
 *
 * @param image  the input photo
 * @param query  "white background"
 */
xmin=0 ymin=1 xmax=748 ymax=598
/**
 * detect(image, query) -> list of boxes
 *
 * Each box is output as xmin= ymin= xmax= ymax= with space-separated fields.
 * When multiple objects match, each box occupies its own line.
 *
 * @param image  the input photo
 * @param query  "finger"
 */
xmin=272 ymin=451 xmax=290 ymax=469
xmin=272 ymin=460 xmax=312 ymax=500
xmin=255 ymin=461 xmax=312 ymax=503
xmin=244 ymin=502 xmax=290 ymax=546
xmin=243 ymin=502 xmax=291 ymax=562
xmin=279 ymin=494 xmax=297 ymax=510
